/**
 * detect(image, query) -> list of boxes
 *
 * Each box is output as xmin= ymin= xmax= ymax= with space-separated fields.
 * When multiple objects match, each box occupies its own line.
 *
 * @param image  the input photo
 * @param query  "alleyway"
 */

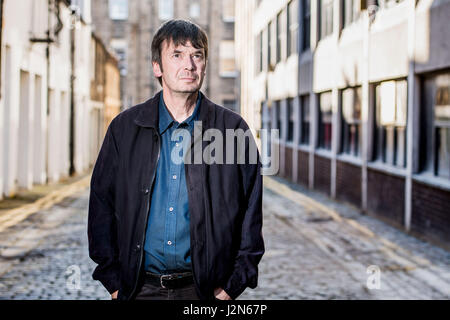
xmin=0 ymin=176 xmax=448 ymax=300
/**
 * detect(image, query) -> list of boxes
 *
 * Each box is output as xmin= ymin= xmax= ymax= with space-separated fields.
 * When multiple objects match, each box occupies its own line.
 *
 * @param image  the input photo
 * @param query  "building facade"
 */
xmin=0 ymin=0 xmax=120 ymax=199
xmin=89 ymin=33 xmax=121 ymax=166
xmin=91 ymin=0 xmax=238 ymax=111
xmin=236 ymin=0 xmax=450 ymax=246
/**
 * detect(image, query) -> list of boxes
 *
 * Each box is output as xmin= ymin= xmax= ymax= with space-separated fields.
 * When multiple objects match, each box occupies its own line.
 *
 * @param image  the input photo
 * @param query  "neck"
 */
xmin=162 ymin=89 xmax=199 ymax=123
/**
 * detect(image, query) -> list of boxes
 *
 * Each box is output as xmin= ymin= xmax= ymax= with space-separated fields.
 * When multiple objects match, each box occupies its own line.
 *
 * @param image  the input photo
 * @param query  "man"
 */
xmin=88 ymin=19 xmax=264 ymax=300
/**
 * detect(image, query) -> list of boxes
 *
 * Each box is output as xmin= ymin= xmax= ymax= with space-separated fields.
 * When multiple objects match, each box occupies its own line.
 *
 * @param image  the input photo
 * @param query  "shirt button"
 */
xmin=176 ymin=143 xmax=179 ymax=147
xmin=169 ymin=207 xmax=174 ymax=212
xmin=167 ymin=241 xmax=172 ymax=245
xmin=172 ymin=175 xmax=177 ymax=180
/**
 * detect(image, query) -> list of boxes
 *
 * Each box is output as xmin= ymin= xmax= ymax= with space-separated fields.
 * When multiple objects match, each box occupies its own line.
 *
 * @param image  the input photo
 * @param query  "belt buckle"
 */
xmin=160 ymin=274 xmax=173 ymax=289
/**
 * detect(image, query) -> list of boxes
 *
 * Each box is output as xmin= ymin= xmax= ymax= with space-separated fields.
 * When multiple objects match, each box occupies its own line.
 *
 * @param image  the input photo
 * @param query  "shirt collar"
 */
xmin=158 ymin=91 xmax=202 ymax=134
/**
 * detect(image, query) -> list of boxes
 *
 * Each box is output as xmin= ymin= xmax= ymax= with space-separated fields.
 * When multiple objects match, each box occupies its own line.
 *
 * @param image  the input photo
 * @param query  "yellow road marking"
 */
xmin=0 ymin=175 xmax=91 ymax=233
xmin=263 ymin=176 xmax=431 ymax=268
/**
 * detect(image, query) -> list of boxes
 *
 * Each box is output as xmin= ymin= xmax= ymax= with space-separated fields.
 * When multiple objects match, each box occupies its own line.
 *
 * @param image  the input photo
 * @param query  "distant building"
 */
xmin=90 ymin=33 xmax=121 ymax=166
xmin=236 ymin=0 xmax=450 ymax=246
xmin=0 ymin=0 xmax=120 ymax=199
xmin=91 ymin=0 xmax=238 ymax=112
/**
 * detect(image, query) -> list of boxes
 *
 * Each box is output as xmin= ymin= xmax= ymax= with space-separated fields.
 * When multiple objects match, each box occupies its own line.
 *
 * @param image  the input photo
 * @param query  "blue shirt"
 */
xmin=143 ymin=92 xmax=201 ymax=274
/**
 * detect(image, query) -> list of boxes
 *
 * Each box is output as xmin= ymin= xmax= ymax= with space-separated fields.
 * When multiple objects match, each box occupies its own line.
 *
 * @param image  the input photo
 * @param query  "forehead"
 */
xmin=161 ymin=39 xmax=205 ymax=53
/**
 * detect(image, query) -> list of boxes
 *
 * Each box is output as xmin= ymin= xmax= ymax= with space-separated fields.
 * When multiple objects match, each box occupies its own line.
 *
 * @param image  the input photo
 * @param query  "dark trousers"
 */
xmin=134 ymin=281 xmax=200 ymax=300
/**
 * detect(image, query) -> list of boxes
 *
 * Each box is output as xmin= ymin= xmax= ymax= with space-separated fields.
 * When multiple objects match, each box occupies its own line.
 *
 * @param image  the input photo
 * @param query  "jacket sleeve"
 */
xmin=223 ymin=119 xmax=265 ymax=299
xmin=87 ymin=122 xmax=120 ymax=294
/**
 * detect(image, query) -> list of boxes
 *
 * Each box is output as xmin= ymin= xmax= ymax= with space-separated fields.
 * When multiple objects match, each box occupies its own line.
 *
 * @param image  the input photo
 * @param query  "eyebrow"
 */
xmin=172 ymin=49 xmax=204 ymax=55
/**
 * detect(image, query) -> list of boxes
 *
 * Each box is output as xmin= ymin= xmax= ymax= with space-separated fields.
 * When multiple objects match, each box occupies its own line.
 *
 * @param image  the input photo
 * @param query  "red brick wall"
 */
xmin=336 ymin=161 xmax=361 ymax=207
xmin=297 ymin=150 xmax=309 ymax=186
xmin=367 ymin=168 xmax=405 ymax=226
xmin=284 ymin=146 xmax=293 ymax=181
xmin=314 ymin=155 xmax=331 ymax=195
xmin=411 ymin=181 xmax=450 ymax=243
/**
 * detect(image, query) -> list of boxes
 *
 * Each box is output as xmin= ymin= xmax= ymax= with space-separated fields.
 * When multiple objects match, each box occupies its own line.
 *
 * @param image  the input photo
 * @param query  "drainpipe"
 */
xmin=69 ymin=9 xmax=76 ymax=176
xmin=45 ymin=0 xmax=52 ymax=183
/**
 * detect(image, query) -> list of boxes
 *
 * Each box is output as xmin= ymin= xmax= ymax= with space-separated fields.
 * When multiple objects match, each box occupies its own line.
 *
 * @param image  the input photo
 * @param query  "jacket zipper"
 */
xmin=129 ymin=128 xmax=160 ymax=299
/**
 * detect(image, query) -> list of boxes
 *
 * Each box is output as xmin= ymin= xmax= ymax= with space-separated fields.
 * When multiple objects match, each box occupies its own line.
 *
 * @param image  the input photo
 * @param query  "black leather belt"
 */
xmin=144 ymin=271 xmax=194 ymax=289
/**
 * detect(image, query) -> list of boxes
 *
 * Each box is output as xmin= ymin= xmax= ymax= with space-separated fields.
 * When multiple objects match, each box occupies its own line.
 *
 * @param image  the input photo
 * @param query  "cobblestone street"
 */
xmin=0 ymin=176 xmax=449 ymax=300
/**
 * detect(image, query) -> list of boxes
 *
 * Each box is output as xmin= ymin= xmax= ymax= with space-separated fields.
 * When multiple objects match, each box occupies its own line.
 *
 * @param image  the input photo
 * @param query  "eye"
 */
xmin=173 ymin=53 xmax=181 ymax=58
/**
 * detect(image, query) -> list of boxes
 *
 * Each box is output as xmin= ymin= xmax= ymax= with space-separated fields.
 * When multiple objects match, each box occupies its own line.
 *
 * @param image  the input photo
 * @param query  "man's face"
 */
xmin=153 ymin=40 xmax=207 ymax=94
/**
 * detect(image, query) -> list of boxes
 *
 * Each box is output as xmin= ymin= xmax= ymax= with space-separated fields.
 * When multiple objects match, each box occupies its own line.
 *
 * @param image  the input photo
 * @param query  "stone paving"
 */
xmin=0 ymin=176 xmax=449 ymax=300
xmin=0 ymin=191 xmax=109 ymax=300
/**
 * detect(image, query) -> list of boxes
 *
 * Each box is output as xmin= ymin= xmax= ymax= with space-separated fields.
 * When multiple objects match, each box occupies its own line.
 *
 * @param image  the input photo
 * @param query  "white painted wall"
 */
xmin=0 ymin=0 xmax=94 ymax=197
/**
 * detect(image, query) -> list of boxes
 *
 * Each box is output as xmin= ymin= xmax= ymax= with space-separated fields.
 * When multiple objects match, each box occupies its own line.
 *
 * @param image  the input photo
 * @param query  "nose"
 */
xmin=184 ymin=56 xmax=195 ymax=71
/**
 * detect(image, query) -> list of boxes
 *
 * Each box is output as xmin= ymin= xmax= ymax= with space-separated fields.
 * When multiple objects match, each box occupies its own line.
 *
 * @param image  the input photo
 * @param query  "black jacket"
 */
xmin=88 ymin=91 xmax=264 ymax=300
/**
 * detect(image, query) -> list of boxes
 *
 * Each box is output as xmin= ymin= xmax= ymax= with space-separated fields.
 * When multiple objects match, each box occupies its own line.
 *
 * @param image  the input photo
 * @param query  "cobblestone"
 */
xmin=0 ymin=176 xmax=449 ymax=300
xmin=0 ymin=191 xmax=109 ymax=300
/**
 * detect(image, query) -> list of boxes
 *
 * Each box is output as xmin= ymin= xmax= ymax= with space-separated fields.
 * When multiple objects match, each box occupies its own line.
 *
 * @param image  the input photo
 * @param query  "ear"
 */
xmin=152 ymin=61 xmax=162 ymax=77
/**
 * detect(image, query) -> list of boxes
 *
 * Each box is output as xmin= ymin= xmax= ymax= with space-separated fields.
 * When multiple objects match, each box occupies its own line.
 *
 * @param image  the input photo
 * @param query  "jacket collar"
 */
xmin=134 ymin=90 xmax=213 ymax=131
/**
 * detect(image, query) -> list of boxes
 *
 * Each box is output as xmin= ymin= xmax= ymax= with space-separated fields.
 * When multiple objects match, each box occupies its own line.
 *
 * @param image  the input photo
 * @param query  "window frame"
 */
xmin=158 ymin=0 xmax=174 ymax=21
xmin=287 ymin=98 xmax=295 ymax=143
xmin=342 ymin=0 xmax=360 ymax=28
xmin=422 ymin=70 xmax=450 ymax=180
xmin=340 ymin=86 xmax=362 ymax=157
xmin=299 ymin=94 xmax=311 ymax=146
xmin=319 ymin=0 xmax=334 ymax=41
xmin=287 ymin=0 xmax=299 ymax=57
xmin=301 ymin=0 xmax=311 ymax=52
xmin=372 ymin=79 xmax=408 ymax=168
xmin=318 ymin=91 xmax=333 ymax=151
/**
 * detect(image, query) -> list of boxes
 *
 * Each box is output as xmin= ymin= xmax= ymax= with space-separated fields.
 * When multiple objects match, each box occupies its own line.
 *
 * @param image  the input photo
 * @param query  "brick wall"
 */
xmin=314 ymin=155 xmax=331 ymax=195
xmin=336 ymin=161 xmax=362 ymax=207
xmin=297 ymin=150 xmax=309 ymax=186
xmin=367 ymin=168 xmax=405 ymax=226
xmin=411 ymin=181 xmax=450 ymax=243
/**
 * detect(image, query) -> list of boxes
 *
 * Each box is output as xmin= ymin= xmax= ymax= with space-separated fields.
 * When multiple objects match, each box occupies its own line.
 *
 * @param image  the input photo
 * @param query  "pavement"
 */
xmin=0 ymin=173 xmax=448 ymax=300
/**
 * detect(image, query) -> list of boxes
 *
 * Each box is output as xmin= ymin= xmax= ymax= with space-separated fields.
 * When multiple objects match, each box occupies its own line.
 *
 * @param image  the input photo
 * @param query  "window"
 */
xmin=318 ymin=91 xmax=333 ymax=150
xmin=341 ymin=87 xmax=362 ymax=157
xmin=287 ymin=0 xmax=299 ymax=57
xmin=256 ymin=32 xmax=263 ymax=73
xmin=108 ymin=0 xmax=128 ymax=20
xmin=300 ymin=95 xmax=310 ymax=145
xmin=422 ymin=71 xmax=450 ymax=179
xmin=222 ymin=0 xmax=235 ymax=22
xmin=319 ymin=0 xmax=334 ymax=40
xmin=373 ymin=79 xmax=408 ymax=168
xmin=273 ymin=101 xmax=282 ymax=134
xmin=261 ymin=102 xmax=272 ymax=156
xmin=219 ymin=41 xmax=236 ymax=77
xmin=223 ymin=100 xmax=237 ymax=112
xmin=268 ymin=22 xmax=273 ymax=69
xmin=189 ymin=0 xmax=200 ymax=18
xmin=268 ymin=21 xmax=277 ymax=69
xmin=276 ymin=12 xmax=282 ymax=63
xmin=302 ymin=0 xmax=311 ymax=51
xmin=159 ymin=0 xmax=173 ymax=20
xmin=287 ymin=98 xmax=295 ymax=142
xmin=110 ymin=39 xmax=128 ymax=76
xmin=342 ymin=0 xmax=360 ymax=27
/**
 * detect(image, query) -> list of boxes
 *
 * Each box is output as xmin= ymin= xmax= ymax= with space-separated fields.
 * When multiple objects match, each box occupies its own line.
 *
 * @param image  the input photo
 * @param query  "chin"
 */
xmin=179 ymin=85 xmax=201 ymax=93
